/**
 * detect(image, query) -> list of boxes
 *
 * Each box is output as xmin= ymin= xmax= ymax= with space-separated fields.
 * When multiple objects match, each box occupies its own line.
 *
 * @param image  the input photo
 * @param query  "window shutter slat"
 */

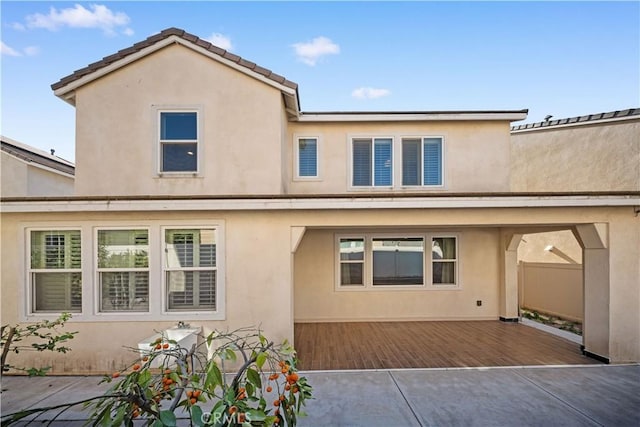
xmin=423 ymin=138 xmax=442 ymax=186
xmin=352 ymin=140 xmax=372 ymax=186
xmin=298 ymin=138 xmax=318 ymax=177
xmin=402 ymin=139 xmax=421 ymax=186
xmin=374 ymin=139 xmax=392 ymax=186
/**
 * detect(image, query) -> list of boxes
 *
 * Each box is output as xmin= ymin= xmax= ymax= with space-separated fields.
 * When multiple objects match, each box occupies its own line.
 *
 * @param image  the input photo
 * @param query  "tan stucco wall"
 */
xmin=73 ymin=44 xmax=285 ymax=196
xmin=0 ymin=210 xmax=293 ymax=374
xmin=511 ymin=120 xmax=640 ymax=192
xmin=1 ymin=205 xmax=639 ymax=371
xmin=1 ymin=153 xmax=73 ymax=197
xmin=518 ymin=262 xmax=583 ymax=321
xmin=518 ymin=230 xmax=582 ymax=264
xmin=294 ymin=228 xmax=500 ymax=321
xmin=287 ymin=121 xmax=512 ymax=194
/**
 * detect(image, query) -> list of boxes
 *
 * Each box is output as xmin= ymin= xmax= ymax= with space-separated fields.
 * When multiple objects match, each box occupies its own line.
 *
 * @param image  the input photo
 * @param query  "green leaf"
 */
xmin=205 ymin=362 xmax=222 ymax=391
xmin=151 ymin=420 xmax=165 ymax=427
xmin=225 ymin=348 xmax=237 ymax=362
xmin=246 ymin=381 xmax=255 ymax=397
xmin=191 ymin=405 xmax=205 ymax=427
xmin=159 ymin=409 xmax=177 ymax=426
xmin=245 ymin=409 xmax=266 ymax=422
xmin=112 ymin=405 xmax=126 ymax=426
xmin=246 ymin=367 xmax=262 ymax=389
xmin=256 ymin=351 xmax=267 ymax=369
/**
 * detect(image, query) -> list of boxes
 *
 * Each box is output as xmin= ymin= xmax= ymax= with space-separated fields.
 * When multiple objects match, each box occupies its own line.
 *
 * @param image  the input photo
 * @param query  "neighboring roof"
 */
xmin=51 ymin=27 xmax=300 ymax=116
xmin=511 ymin=108 xmax=640 ymax=132
xmin=1 ymin=136 xmax=75 ymax=176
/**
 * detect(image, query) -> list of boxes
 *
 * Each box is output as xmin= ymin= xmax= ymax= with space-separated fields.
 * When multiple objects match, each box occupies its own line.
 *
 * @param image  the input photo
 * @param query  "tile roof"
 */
xmin=1 ymin=136 xmax=75 ymax=176
xmin=51 ymin=27 xmax=298 ymax=92
xmin=511 ymin=108 xmax=640 ymax=131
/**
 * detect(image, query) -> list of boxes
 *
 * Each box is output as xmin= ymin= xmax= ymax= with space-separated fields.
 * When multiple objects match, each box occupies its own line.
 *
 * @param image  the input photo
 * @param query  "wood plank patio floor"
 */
xmin=293 ymin=321 xmax=600 ymax=370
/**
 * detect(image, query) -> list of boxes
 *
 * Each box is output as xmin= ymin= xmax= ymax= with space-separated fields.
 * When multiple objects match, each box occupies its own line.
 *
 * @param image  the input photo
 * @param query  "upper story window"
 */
xmin=295 ymin=137 xmax=319 ymax=179
xmin=29 ymin=230 xmax=82 ymax=313
xmin=352 ymin=138 xmax=393 ymax=187
xmin=159 ymin=111 xmax=199 ymax=173
xmin=402 ymin=137 xmax=443 ymax=186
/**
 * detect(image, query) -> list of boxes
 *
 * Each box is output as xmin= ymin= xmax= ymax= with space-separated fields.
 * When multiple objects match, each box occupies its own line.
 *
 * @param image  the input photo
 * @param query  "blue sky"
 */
xmin=1 ymin=1 xmax=639 ymax=162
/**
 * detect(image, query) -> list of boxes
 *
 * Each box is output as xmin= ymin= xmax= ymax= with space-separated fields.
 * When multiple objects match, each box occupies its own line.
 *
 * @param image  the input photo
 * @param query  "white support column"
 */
xmin=500 ymin=231 xmax=523 ymax=321
xmin=574 ymin=223 xmax=610 ymax=362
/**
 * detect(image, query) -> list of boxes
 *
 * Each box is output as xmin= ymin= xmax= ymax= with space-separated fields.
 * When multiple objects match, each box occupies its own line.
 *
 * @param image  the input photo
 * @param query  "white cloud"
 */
xmin=23 ymin=46 xmax=40 ymax=56
xmin=1 ymin=41 xmax=21 ymax=56
xmin=1 ymin=42 xmax=41 ymax=57
xmin=205 ymin=33 xmax=233 ymax=51
xmin=292 ymin=36 xmax=339 ymax=66
xmin=24 ymin=4 xmax=131 ymax=36
xmin=122 ymin=27 xmax=134 ymax=36
xmin=11 ymin=22 xmax=26 ymax=31
xmin=352 ymin=87 xmax=391 ymax=100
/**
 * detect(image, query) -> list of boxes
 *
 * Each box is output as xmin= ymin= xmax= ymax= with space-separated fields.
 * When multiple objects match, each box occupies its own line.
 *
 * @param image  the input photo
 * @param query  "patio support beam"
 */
xmin=500 ymin=231 xmax=523 ymax=321
xmin=575 ymin=223 xmax=610 ymax=362
xmin=291 ymin=226 xmax=306 ymax=253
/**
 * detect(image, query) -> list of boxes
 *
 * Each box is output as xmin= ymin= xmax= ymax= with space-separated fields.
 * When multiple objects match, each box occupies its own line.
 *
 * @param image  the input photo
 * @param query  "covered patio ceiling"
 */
xmin=294 ymin=321 xmax=600 ymax=370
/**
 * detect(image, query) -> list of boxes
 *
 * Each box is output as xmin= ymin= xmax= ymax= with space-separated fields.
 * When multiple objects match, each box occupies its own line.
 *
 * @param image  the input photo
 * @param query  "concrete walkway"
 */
xmin=2 ymin=364 xmax=639 ymax=426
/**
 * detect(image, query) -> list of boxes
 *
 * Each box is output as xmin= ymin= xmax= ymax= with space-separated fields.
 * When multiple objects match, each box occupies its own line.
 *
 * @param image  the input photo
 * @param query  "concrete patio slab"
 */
xmin=392 ymin=368 xmax=600 ymax=427
xmin=2 ymin=365 xmax=639 ymax=426
xmin=298 ymin=371 xmax=421 ymax=427
xmin=515 ymin=365 xmax=640 ymax=426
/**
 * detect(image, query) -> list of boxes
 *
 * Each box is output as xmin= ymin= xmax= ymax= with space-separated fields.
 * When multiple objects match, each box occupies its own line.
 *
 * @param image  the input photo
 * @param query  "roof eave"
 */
xmin=298 ymin=110 xmax=528 ymax=123
xmin=52 ymin=34 xmax=300 ymax=115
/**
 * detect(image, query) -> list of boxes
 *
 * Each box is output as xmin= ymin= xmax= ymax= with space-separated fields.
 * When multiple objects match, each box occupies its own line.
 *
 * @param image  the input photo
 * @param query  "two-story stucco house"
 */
xmin=1 ymin=28 xmax=638 ymax=373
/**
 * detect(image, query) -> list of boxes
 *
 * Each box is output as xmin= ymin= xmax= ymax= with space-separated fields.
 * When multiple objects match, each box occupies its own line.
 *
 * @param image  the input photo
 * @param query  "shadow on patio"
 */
xmin=294 ymin=320 xmax=600 ymax=370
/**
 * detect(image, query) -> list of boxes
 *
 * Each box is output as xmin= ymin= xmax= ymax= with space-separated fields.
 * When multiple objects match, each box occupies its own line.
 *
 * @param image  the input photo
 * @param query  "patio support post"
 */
xmin=500 ymin=231 xmax=523 ymax=322
xmin=574 ymin=223 xmax=610 ymax=362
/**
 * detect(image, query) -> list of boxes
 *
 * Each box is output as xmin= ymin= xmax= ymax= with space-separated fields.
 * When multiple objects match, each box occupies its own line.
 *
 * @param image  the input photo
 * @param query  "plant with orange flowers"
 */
xmin=89 ymin=327 xmax=313 ymax=426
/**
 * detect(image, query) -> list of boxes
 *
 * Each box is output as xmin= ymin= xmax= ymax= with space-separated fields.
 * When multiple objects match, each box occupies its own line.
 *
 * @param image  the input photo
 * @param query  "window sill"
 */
xmin=293 ymin=177 xmax=322 ymax=182
xmin=22 ymin=311 xmax=226 ymax=322
xmin=335 ymin=285 xmax=461 ymax=292
xmin=155 ymin=173 xmax=204 ymax=179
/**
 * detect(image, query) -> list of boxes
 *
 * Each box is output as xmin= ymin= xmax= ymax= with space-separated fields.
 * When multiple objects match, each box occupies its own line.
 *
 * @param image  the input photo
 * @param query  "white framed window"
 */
xmin=372 ymin=237 xmax=424 ymax=286
xmin=338 ymin=237 xmax=365 ymax=286
xmin=156 ymin=108 xmax=201 ymax=175
xmin=402 ymin=137 xmax=443 ymax=186
xmin=294 ymin=137 xmax=320 ymax=180
xmin=431 ymin=236 xmax=457 ymax=285
xmin=96 ymin=229 xmax=150 ymax=312
xmin=22 ymin=221 xmax=225 ymax=322
xmin=28 ymin=229 xmax=82 ymax=313
xmin=336 ymin=233 xmax=458 ymax=290
xmin=164 ymin=228 xmax=217 ymax=312
xmin=351 ymin=137 xmax=393 ymax=187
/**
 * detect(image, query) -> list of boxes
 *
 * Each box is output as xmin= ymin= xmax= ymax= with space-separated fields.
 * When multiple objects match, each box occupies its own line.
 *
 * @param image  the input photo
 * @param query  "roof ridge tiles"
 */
xmin=51 ymin=27 xmax=298 ymax=92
